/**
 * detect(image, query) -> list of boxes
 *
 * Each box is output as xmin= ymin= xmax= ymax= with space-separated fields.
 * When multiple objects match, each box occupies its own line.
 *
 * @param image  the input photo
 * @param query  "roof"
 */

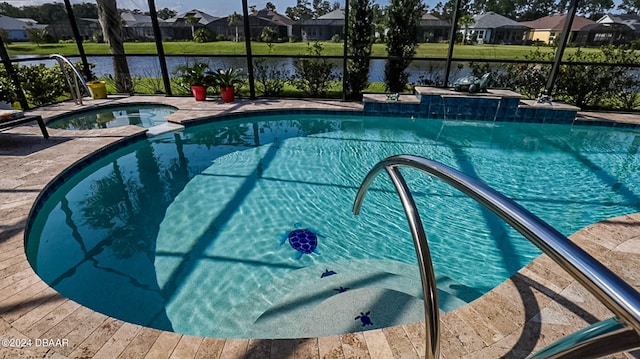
xmin=296 ymin=18 xmax=344 ymax=26
xmin=421 ymin=13 xmax=450 ymax=27
xmin=472 ymin=12 xmax=529 ymax=29
xmin=255 ymin=9 xmax=294 ymax=26
xmin=0 ymin=15 xmax=43 ymax=30
xmin=597 ymin=13 xmax=640 ymax=31
xmin=580 ymin=22 xmax=636 ymax=33
xmin=167 ymin=10 xmax=219 ymax=25
xmin=317 ymin=9 xmax=344 ymax=20
xmin=121 ymin=12 xmax=159 ymax=26
xmin=520 ymin=14 xmax=595 ymax=31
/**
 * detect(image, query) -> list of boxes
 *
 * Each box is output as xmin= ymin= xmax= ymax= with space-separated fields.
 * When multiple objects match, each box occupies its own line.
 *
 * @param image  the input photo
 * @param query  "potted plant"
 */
xmin=0 ymin=78 xmax=16 ymax=109
xmin=173 ymin=62 xmax=210 ymax=101
xmin=212 ymin=68 xmax=244 ymax=103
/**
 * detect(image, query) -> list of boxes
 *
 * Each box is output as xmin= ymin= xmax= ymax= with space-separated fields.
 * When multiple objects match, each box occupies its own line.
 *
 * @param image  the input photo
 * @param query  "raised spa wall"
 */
xmin=363 ymin=87 xmax=580 ymax=125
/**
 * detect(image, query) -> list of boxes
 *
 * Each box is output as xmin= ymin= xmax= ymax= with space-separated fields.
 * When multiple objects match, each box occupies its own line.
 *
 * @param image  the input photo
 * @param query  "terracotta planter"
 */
xmin=191 ymin=85 xmax=207 ymax=101
xmin=220 ymin=86 xmax=235 ymax=103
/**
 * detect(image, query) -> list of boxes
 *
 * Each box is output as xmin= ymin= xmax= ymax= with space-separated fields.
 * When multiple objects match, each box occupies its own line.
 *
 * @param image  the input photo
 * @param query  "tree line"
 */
xmin=0 ymin=2 xmax=177 ymax=24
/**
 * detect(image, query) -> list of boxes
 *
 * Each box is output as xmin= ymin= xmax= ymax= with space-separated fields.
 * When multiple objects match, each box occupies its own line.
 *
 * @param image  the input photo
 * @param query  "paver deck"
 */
xmin=0 ymin=95 xmax=639 ymax=358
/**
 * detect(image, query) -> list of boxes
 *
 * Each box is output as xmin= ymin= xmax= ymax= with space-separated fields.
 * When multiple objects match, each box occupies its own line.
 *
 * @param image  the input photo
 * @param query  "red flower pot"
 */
xmin=191 ymin=85 xmax=207 ymax=101
xmin=220 ymin=86 xmax=235 ymax=103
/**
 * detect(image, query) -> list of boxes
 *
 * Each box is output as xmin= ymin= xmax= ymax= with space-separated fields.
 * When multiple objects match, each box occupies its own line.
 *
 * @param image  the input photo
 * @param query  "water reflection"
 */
xmin=28 ymin=115 xmax=343 ymax=331
xmin=47 ymin=105 xmax=175 ymax=130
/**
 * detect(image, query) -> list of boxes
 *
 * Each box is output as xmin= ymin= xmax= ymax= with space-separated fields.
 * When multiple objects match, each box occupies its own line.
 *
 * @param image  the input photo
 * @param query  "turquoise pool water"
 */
xmin=26 ymin=113 xmax=640 ymax=339
xmin=46 ymin=104 xmax=176 ymax=130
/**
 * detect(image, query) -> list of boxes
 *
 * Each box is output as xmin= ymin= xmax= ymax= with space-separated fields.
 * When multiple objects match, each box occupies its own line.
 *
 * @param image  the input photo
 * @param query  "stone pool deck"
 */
xmin=0 ymin=95 xmax=639 ymax=358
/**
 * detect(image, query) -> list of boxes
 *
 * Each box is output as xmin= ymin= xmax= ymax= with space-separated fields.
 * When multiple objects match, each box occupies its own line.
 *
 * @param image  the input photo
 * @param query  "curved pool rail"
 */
xmin=353 ymin=155 xmax=640 ymax=359
xmin=51 ymin=54 xmax=90 ymax=105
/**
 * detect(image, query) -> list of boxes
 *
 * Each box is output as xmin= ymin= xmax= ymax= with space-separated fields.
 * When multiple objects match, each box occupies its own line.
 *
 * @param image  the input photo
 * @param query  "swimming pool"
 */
xmin=46 ymin=104 xmax=176 ymax=130
xmin=26 ymin=113 xmax=640 ymax=339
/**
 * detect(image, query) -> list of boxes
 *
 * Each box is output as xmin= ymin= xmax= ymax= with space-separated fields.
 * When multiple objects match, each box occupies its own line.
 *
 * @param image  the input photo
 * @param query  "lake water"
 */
xmin=13 ymin=55 xmax=474 ymax=85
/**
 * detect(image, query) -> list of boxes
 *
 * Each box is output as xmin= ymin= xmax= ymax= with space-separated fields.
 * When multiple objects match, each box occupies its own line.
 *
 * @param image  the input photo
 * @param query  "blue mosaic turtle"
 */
xmin=321 ymin=269 xmax=336 ymax=278
xmin=280 ymin=223 xmax=323 ymax=259
xmin=355 ymin=311 xmax=373 ymax=326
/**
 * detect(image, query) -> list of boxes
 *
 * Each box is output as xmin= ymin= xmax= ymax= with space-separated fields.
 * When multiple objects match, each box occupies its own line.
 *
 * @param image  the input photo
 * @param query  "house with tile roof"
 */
xmin=521 ymin=14 xmax=595 ymax=45
xmin=207 ymin=8 xmax=294 ymax=41
xmin=465 ymin=12 xmax=531 ymax=45
xmin=165 ymin=10 xmax=219 ymax=40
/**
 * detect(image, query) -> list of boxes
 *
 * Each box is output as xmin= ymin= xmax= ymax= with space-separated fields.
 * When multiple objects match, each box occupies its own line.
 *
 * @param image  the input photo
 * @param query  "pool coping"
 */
xmin=0 ymin=95 xmax=639 ymax=358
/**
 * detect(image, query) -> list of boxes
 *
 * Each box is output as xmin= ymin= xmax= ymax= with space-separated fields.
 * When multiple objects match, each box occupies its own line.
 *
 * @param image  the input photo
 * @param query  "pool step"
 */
xmin=252 ymin=286 xmax=425 ymax=338
xmin=146 ymin=122 xmax=184 ymax=136
xmin=220 ymin=259 xmax=477 ymax=338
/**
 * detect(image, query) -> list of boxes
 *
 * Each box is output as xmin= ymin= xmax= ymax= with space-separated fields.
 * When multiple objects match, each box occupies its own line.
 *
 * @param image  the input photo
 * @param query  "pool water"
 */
xmin=46 ymin=104 xmax=176 ymax=130
xmin=26 ymin=114 xmax=640 ymax=338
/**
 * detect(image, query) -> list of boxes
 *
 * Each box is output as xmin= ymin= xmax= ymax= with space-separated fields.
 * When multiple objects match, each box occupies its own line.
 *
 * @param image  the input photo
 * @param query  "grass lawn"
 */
xmin=7 ymin=41 xmax=605 ymax=60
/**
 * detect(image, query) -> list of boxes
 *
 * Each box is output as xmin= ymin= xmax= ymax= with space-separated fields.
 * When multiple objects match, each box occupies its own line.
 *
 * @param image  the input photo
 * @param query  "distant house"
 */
xmin=120 ymin=12 xmax=159 ymax=40
xmin=521 ymin=14 xmax=595 ymax=45
xmin=294 ymin=10 xmax=450 ymax=43
xmin=419 ymin=14 xmax=451 ymax=43
xmin=165 ymin=10 xmax=219 ymax=40
xmin=0 ymin=15 xmax=47 ymax=41
xmin=208 ymin=9 xmax=293 ymax=41
xmin=293 ymin=9 xmax=344 ymax=41
xmin=598 ymin=13 xmax=640 ymax=33
xmin=254 ymin=8 xmax=294 ymax=38
xmin=592 ymin=13 xmax=640 ymax=44
xmin=574 ymin=22 xmax=637 ymax=46
xmin=464 ymin=12 xmax=530 ymax=45
xmin=46 ymin=18 xmax=100 ymax=41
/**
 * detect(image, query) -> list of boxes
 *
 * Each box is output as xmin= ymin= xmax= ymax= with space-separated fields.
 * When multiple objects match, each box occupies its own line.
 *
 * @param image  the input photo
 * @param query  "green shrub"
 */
xmin=289 ymin=42 xmax=337 ymax=96
xmin=254 ymin=58 xmax=288 ymax=96
xmin=504 ymin=47 xmax=553 ymax=99
xmin=16 ymin=64 xmax=67 ymax=106
xmin=555 ymin=48 xmax=614 ymax=108
xmin=600 ymin=45 xmax=640 ymax=110
xmin=330 ymin=34 xmax=341 ymax=43
xmin=0 ymin=67 xmax=16 ymax=104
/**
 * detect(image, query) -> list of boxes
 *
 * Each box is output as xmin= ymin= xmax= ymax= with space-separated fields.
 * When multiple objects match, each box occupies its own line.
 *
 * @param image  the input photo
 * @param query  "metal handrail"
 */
xmin=353 ymin=155 xmax=640 ymax=358
xmin=50 ymin=54 xmax=90 ymax=105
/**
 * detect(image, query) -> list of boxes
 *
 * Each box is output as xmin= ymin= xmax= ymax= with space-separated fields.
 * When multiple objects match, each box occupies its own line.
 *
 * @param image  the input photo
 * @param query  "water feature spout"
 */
xmin=439 ymin=95 xmax=447 ymax=121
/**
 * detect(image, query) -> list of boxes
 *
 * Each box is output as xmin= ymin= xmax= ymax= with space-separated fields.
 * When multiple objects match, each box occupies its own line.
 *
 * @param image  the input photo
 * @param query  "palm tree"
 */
xmin=228 ymin=12 xmax=241 ymax=42
xmin=185 ymin=15 xmax=200 ymax=40
xmin=458 ymin=14 xmax=475 ymax=45
xmin=96 ymin=0 xmax=133 ymax=94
